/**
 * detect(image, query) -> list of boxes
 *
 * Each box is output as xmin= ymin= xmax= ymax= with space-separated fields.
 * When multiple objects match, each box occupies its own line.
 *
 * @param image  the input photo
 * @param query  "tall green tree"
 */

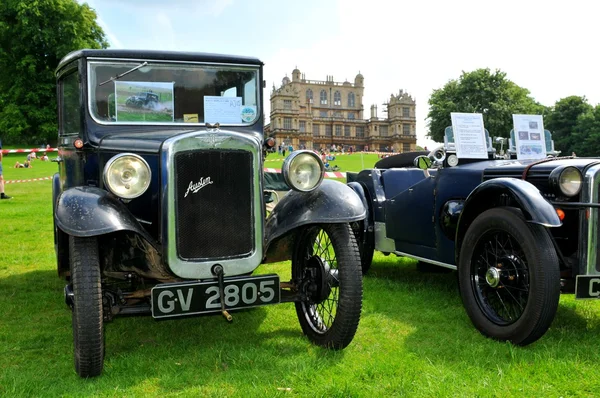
xmin=569 ymin=105 xmax=600 ymax=157
xmin=544 ymin=96 xmax=592 ymax=155
xmin=427 ymin=69 xmax=545 ymax=142
xmin=0 ymin=0 xmax=108 ymax=145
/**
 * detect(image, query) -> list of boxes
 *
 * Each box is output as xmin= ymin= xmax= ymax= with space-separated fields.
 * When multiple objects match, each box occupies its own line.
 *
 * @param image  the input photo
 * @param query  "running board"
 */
xmin=394 ymin=251 xmax=457 ymax=270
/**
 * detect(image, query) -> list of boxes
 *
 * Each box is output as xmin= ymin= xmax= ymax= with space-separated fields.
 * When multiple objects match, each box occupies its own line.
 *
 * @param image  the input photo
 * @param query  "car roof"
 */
xmin=56 ymin=49 xmax=263 ymax=73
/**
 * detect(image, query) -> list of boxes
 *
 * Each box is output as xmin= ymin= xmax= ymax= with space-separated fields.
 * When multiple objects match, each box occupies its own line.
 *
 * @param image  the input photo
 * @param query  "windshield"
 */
xmin=88 ymin=61 xmax=260 ymax=125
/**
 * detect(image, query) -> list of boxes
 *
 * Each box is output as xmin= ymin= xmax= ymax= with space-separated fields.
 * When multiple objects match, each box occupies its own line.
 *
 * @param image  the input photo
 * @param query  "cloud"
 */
xmin=96 ymin=16 xmax=124 ymax=49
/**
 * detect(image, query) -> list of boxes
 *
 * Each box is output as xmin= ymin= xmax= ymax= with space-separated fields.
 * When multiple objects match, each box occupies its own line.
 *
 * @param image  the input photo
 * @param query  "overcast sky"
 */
xmin=85 ymin=0 xmax=600 ymax=148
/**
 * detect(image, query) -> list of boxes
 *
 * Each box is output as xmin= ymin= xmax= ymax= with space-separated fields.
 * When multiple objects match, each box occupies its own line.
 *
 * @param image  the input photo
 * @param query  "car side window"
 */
xmin=61 ymin=70 xmax=80 ymax=136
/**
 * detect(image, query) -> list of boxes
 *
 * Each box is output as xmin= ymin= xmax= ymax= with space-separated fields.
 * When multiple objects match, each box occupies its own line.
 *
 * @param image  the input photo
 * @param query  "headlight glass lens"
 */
xmin=283 ymin=151 xmax=324 ymax=192
xmin=104 ymin=154 xmax=151 ymax=199
xmin=558 ymin=167 xmax=582 ymax=196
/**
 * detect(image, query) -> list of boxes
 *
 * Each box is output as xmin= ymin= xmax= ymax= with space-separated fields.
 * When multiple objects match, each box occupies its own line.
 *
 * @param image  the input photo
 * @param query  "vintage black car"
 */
xmin=53 ymin=49 xmax=365 ymax=377
xmin=125 ymin=91 xmax=159 ymax=107
xmin=348 ymin=128 xmax=600 ymax=346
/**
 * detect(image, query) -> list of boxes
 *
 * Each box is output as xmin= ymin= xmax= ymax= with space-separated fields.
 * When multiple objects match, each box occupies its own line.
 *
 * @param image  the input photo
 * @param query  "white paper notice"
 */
xmin=512 ymin=114 xmax=546 ymax=160
xmin=204 ymin=96 xmax=242 ymax=124
xmin=450 ymin=113 xmax=488 ymax=159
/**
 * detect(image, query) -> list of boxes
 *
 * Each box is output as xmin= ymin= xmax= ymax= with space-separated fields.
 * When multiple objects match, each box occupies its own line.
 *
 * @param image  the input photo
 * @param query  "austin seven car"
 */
xmin=53 ymin=49 xmax=365 ymax=377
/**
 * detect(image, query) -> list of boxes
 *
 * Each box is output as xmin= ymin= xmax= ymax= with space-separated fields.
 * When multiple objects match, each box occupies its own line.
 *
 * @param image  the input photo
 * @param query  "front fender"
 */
xmin=265 ymin=179 xmax=366 ymax=245
xmin=55 ymin=186 xmax=156 ymax=246
xmin=455 ymin=178 xmax=561 ymax=260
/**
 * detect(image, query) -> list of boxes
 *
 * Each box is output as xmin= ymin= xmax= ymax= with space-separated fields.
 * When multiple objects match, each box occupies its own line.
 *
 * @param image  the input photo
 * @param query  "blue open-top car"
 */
xmin=348 ymin=127 xmax=599 ymax=346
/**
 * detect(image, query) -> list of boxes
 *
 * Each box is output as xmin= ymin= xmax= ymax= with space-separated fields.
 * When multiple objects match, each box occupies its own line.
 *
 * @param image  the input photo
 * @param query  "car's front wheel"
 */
xmin=69 ymin=236 xmax=104 ymax=377
xmin=293 ymin=224 xmax=363 ymax=349
xmin=458 ymin=207 xmax=560 ymax=346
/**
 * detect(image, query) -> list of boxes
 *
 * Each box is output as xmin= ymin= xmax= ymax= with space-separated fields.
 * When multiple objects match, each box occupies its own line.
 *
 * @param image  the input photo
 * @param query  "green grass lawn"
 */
xmin=1 ymin=153 xmax=600 ymax=396
xmin=264 ymin=151 xmax=382 ymax=174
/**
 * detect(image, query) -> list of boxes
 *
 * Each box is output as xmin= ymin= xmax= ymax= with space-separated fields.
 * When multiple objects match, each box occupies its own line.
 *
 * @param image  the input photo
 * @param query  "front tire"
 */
xmin=293 ymin=224 xmax=363 ymax=349
xmin=70 ymin=236 xmax=104 ymax=377
xmin=458 ymin=208 xmax=560 ymax=346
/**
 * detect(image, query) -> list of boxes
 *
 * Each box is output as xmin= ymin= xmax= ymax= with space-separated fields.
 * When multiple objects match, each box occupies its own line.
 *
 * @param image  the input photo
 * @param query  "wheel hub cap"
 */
xmin=485 ymin=267 xmax=501 ymax=288
xmin=304 ymin=256 xmax=332 ymax=303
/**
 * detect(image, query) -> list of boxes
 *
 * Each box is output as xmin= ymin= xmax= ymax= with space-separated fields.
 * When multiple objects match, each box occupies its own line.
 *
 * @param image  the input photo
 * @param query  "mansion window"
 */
xmin=348 ymin=92 xmax=355 ymax=107
xmin=403 ymin=107 xmax=410 ymax=118
xmin=403 ymin=124 xmax=411 ymax=135
xmin=320 ymin=111 xmax=328 ymax=118
xmin=403 ymin=143 xmax=411 ymax=152
xmin=334 ymin=91 xmax=341 ymax=106
xmin=345 ymin=125 xmax=351 ymax=137
xmin=380 ymin=125 xmax=388 ymax=137
xmin=356 ymin=126 xmax=365 ymax=138
xmin=284 ymin=117 xmax=292 ymax=130
xmin=335 ymin=125 xmax=342 ymax=136
xmin=306 ymin=89 xmax=313 ymax=103
xmin=283 ymin=99 xmax=292 ymax=110
xmin=348 ymin=112 xmax=355 ymax=119
xmin=334 ymin=112 xmax=342 ymax=118
xmin=299 ymin=120 xmax=306 ymax=132
xmin=320 ymin=90 xmax=327 ymax=105
xmin=325 ymin=125 xmax=332 ymax=136
xmin=313 ymin=124 xmax=320 ymax=136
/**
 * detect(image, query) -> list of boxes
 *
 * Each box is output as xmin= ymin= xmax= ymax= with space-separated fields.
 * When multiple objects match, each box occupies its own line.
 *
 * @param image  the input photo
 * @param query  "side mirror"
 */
xmin=414 ymin=155 xmax=432 ymax=170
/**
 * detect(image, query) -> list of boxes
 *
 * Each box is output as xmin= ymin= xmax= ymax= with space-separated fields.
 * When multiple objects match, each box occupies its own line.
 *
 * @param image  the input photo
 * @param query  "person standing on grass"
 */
xmin=0 ymin=139 xmax=11 ymax=199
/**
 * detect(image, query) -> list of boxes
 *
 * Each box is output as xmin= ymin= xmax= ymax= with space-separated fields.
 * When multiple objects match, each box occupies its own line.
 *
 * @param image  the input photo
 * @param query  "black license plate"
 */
xmin=151 ymin=274 xmax=280 ymax=318
xmin=575 ymin=275 xmax=600 ymax=299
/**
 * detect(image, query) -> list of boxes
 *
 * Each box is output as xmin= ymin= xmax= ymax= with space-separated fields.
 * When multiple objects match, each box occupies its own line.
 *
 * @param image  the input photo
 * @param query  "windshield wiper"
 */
xmin=98 ymin=62 xmax=148 ymax=86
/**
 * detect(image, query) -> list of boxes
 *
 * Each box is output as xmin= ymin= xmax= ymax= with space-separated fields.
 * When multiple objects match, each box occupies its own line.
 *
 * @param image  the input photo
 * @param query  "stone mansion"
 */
xmin=265 ymin=68 xmax=417 ymax=152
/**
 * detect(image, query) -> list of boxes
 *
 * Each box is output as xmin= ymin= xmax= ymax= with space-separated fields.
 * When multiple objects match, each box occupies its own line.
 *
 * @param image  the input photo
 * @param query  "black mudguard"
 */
xmin=455 ymin=178 xmax=561 ymax=258
xmin=265 ymin=179 xmax=366 ymax=245
xmin=347 ymin=181 xmax=373 ymax=239
xmin=55 ymin=186 xmax=156 ymax=246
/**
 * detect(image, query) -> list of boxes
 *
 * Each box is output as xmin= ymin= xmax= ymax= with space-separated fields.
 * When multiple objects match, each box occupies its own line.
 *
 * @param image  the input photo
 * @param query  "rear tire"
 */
xmin=353 ymin=221 xmax=374 ymax=274
xmin=70 ymin=236 xmax=104 ymax=377
xmin=293 ymin=224 xmax=363 ymax=349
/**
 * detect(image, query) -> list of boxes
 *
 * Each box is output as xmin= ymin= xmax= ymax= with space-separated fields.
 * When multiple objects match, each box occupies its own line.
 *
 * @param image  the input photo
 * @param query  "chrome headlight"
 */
xmin=550 ymin=166 xmax=582 ymax=197
xmin=282 ymin=150 xmax=324 ymax=192
xmin=103 ymin=153 xmax=151 ymax=199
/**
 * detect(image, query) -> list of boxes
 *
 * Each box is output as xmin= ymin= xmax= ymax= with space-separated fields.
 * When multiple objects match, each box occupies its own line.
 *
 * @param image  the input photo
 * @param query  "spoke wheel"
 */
xmin=293 ymin=224 xmax=362 ymax=349
xmin=458 ymin=207 xmax=560 ymax=346
xmin=471 ymin=232 xmax=529 ymax=324
xmin=70 ymin=236 xmax=104 ymax=377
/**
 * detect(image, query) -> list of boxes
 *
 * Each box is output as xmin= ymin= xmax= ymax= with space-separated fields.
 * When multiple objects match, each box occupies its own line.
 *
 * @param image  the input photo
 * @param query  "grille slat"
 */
xmin=175 ymin=150 xmax=254 ymax=259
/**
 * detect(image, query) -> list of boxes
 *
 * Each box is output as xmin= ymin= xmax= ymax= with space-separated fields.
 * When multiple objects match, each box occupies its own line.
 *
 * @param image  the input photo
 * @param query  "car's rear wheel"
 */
xmin=458 ymin=207 xmax=560 ymax=346
xmin=70 ymin=236 xmax=104 ymax=377
xmin=353 ymin=221 xmax=374 ymax=274
xmin=293 ymin=224 xmax=363 ymax=349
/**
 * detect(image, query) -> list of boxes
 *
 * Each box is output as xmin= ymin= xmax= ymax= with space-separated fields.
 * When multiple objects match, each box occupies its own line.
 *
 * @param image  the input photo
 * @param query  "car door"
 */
xmin=382 ymin=168 xmax=438 ymax=260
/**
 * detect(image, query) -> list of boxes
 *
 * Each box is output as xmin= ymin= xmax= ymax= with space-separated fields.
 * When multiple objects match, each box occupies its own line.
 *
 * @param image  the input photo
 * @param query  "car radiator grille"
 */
xmin=174 ymin=150 xmax=254 ymax=260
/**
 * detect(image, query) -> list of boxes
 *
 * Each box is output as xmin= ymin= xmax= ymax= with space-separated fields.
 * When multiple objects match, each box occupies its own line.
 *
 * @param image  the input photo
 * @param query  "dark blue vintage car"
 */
xmin=348 ymin=128 xmax=599 ymax=346
xmin=53 ymin=49 xmax=365 ymax=377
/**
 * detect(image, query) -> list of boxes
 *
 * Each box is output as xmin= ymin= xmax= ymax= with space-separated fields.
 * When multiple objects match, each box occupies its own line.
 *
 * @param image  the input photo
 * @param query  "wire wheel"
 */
xmin=458 ymin=207 xmax=560 ymax=346
xmin=293 ymin=224 xmax=362 ymax=349
xmin=471 ymin=230 xmax=529 ymax=325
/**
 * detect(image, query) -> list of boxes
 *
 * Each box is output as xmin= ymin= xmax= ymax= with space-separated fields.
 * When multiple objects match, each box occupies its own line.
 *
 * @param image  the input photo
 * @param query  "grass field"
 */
xmin=2 ymin=152 xmax=600 ymax=396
